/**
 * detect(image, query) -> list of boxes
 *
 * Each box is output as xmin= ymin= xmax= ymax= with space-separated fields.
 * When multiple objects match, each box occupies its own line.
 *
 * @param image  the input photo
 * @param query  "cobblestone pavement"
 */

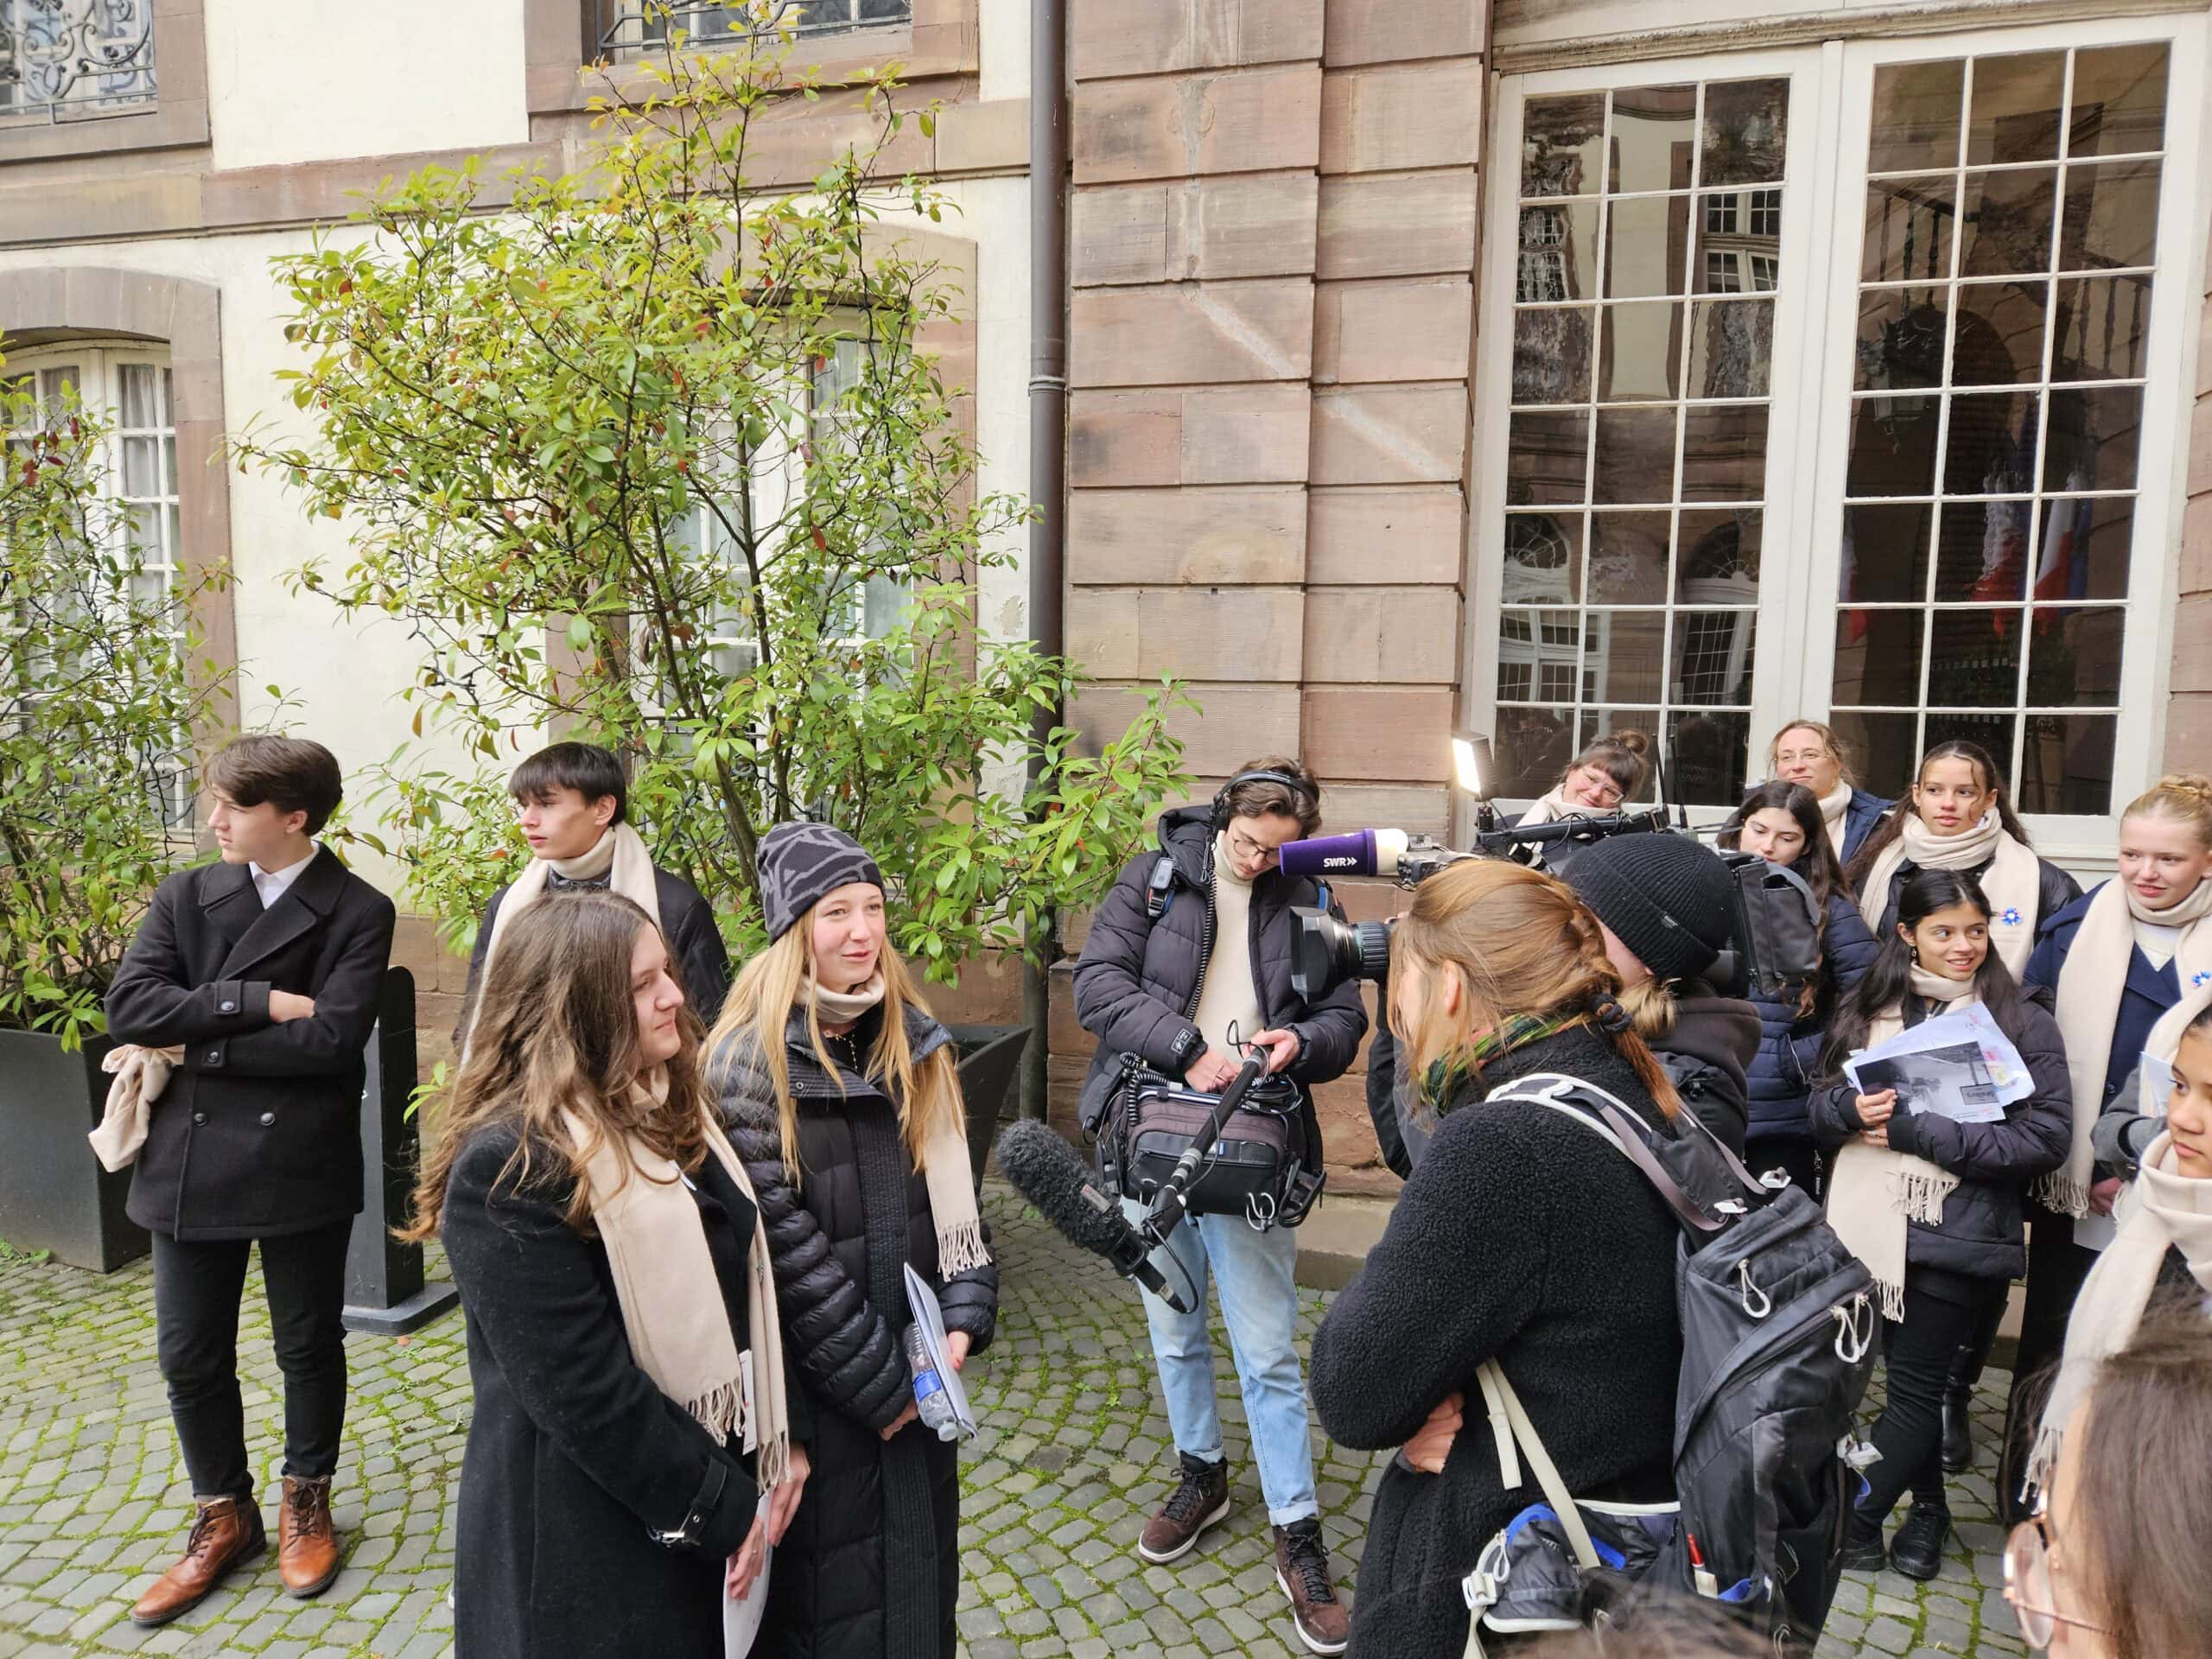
xmin=0 ymin=1188 xmax=2030 ymax=1658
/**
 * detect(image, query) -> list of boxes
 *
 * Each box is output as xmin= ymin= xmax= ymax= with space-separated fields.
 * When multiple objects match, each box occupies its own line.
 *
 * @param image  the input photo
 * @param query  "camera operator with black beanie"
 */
xmin=1366 ymin=832 xmax=1760 ymax=1167
xmin=1556 ymin=835 xmax=1762 ymax=1158
xmin=1072 ymin=759 xmax=1368 ymax=1655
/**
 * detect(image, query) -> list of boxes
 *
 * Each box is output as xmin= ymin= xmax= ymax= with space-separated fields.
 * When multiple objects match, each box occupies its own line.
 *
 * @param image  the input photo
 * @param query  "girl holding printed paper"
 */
xmin=1809 ymin=869 xmax=2070 ymax=1582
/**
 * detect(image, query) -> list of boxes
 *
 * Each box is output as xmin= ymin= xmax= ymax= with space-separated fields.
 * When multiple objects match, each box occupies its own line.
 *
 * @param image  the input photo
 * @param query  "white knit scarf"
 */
xmin=1824 ymin=967 xmax=1980 ymax=1319
xmin=1816 ymin=781 xmax=1855 ymax=857
xmin=462 ymin=824 xmax=665 ymax=1054
xmin=801 ymin=973 xmax=991 ymax=1276
xmin=1516 ymin=788 xmax=1576 ymax=828
xmin=2027 ymin=1130 xmax=2212 ymax=1492
xmin=2043 ymin=877 xmax=2212 ymax=1217
xmin=1855 ymin=811 xmax=2043 ymax=977
xmin=562 ymin=1074 xmax=791 ymax=1491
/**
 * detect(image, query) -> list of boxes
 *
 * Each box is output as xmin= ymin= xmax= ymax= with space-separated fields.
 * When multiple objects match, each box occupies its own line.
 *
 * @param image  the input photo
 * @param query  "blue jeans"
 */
xmin=1126 ymin=1202 xmax=1319 ymax=1526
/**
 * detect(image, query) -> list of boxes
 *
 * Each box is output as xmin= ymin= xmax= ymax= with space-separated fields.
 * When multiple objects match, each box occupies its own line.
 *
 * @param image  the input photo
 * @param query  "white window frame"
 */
xmin=1465 ymin=18 xmax=2209 ymax=865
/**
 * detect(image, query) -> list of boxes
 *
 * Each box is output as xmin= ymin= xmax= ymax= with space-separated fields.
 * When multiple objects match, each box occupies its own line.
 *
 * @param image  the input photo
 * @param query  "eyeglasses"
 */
xmin=2003 ymin=1497 xmax=2112 ymax=1649
xmin=1570 ymin=767 xmax=1625 ymax=809
xmin=1226 ymin=825 xmax=1281 ymax=868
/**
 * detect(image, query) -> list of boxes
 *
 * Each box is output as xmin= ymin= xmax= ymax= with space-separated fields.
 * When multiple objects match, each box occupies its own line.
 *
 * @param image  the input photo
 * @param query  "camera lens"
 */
xmin=1290 ymin=909 xmax=1395 ymax=1001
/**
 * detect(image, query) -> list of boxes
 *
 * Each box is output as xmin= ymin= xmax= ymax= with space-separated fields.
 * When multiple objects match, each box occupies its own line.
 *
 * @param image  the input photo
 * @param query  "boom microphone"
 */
xmin=995 ymin=1121 xmax=1194 ymax=1313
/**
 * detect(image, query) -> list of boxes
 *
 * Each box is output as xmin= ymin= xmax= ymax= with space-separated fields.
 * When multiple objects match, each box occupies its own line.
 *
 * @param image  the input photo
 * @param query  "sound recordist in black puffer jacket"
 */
xmin=709 ymin=825 xmax=996 ymax=1659
xmin=1312 ymin=861 xmax=1684 ymax=1659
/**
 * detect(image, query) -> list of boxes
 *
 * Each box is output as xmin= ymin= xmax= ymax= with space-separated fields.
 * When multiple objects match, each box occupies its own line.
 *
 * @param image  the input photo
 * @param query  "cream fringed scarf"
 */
xmin=1824 ymin=968 xmax=1980 ymax=1320
xmin=1816 ymin=782 xmax=1855 ymax=857
xmin=2043 ymin=877 xmax=2212 ymax=1218
xmin=804 ymin=973 xmax=992 ymax=1276
xmin=1855 ymin=811 xmax=2043 ymax=977
xmin=562 ymin=1075 xmax=791 ymax=1491
xmin=2027 ymin=1130 xmax=2212 ymax=1492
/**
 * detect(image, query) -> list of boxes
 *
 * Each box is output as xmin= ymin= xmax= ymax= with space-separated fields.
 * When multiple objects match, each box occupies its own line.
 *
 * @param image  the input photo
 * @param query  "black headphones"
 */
xmin=1211 ymin=768 xmax=1318 ymax=832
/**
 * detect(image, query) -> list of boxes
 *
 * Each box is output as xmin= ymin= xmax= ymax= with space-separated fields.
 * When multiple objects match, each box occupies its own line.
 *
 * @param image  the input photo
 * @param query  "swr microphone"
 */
xmin=1279 ymin=827 xmax=1412 ymax=880
xmin=995 ymin=1121 xmax=1194 ymax=1313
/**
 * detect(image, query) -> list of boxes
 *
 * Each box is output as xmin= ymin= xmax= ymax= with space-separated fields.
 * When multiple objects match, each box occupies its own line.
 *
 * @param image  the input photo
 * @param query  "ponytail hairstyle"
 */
xmin=1554 ymin=728 xmax=1651 ymax=804
xmin=706 ymin=905 xmax=965 ymax=1183
xmin=1819 ymin=868 xmax=2025 ymax=1077
xmin=2119 ymin=772 xmax=2212 ymax=854
xmin=1843 ymin=739 xmax=2032 ymax=888
xmin=1721 ymin=780 xmax=1841 ymax=1018
xmin=1389 ymin=857 xmax=1681 ymax=1121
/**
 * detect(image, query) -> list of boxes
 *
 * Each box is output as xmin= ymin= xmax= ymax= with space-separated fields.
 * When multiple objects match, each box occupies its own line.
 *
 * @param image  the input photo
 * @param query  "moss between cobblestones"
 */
xmin=1 ymin=1188 xmax=2036 ymax=1658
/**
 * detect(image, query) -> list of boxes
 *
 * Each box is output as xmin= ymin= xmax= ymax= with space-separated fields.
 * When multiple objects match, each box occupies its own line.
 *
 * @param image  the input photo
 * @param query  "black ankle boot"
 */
xmin=1889 ymin=1501 xmax=1951 ymax=1580
xmin=1939 ymin=1343 xmax=1976 ymax=1473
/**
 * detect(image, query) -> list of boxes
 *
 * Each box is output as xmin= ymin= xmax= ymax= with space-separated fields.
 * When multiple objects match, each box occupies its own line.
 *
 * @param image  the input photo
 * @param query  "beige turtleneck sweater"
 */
xmin=1191 ymin=830 xmax=1265 ymax=1058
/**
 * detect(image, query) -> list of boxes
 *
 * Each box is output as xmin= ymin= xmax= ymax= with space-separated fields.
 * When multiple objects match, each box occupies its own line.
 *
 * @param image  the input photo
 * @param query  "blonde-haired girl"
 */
xmin=707 ymin=823 xmax=994 ymax=1658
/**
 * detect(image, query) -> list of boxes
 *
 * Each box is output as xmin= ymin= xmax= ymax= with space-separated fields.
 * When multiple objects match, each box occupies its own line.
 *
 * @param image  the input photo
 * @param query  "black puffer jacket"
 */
xmin=714 ymin=1002 xmax=996 ymax=1659
xmin=1311 ymin=1024 xmax=1681 ymax=1659
xmin=1653 ymin=982 xmax=1761 ymax=1157
xmin=1807 ymin=983 xmax=2071 ymax=1281
xmin=1074 ymin=805 xmax=1370 ymax=1102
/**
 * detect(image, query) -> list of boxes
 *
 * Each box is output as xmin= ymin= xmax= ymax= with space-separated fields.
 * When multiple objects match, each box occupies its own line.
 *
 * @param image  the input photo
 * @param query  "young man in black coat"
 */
xmin=1071 ymin=760 xmax=1368 ymax=1656
xmin=105 ymin=737 xmax=397 ymax=1626
xmin=453 ymin=742 xmax=729 ymax=1044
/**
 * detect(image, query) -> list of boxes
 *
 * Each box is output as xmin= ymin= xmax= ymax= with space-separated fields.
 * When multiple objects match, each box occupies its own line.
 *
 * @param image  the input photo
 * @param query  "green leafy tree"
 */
xmin=0 ymin=370 xmax=232 ymax=1046
xmin=239 ymin=16 xmax=1191 ymax=975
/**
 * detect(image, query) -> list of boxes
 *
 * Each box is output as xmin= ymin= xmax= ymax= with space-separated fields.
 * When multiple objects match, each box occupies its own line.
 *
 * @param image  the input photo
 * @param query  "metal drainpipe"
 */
xmin=1020 ymin=0 xmax=1069 ymax=1124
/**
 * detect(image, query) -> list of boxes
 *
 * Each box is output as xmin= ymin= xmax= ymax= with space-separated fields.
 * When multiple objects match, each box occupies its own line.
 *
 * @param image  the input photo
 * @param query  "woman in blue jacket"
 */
xmin=1720 ymin=781 xmax=1880 ymax=1198
xmin=1768 ymin=719 xmax=1892 ymax=868
xmin=1993 ymin=772 xmax=2212 ymax=1517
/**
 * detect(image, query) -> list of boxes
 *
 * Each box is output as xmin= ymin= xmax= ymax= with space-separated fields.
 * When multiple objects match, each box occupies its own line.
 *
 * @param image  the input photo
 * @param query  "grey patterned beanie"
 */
xmin=757 ymin=822 xmax=886 ymax=943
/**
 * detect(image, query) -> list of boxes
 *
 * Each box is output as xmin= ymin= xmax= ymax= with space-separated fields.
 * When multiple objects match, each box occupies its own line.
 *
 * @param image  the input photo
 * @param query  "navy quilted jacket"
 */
xmin=1744 ymin=889 xmax=1881 ymax=1147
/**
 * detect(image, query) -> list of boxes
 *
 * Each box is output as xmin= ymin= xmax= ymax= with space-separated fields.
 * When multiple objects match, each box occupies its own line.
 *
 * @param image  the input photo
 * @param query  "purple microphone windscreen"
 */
xmin=1279 ymin=829 xmax=1379 ymax=879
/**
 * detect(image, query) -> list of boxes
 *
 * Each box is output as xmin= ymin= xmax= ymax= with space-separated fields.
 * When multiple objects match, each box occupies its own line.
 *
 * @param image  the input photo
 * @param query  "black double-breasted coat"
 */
xmin=105 ymin=849 xmax=397 ymax=1242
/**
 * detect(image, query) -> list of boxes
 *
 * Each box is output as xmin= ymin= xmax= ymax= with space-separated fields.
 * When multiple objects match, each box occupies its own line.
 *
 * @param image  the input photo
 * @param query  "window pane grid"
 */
xmin=1503 ymin=74 xmax=1783 ymax=802
xmin=1834 ymin=42 xmax=2164 ymax=810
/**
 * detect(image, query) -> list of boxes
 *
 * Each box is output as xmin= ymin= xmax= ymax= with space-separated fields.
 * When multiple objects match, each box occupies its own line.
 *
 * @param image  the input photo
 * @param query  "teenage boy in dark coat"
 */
xmin=105 ymin=736 xmax=397 ymax=1626
xmin=454 ymin=742 xmax=729 ymax=1044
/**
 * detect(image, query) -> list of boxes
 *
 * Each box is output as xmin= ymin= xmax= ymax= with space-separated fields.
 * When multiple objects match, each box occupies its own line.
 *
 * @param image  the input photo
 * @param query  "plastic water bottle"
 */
xmin=903 ymin=1325 xmax=960 ymax=1441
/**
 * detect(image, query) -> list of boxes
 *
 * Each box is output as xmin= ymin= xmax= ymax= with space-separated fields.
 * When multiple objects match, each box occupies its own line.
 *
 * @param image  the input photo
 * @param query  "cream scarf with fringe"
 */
xmin=1824 ymin=968 xmax=1980 ymax=1320
xmin=804 ymin=973 xmax=992 ymax=1276
xmin=2042 ymin=876 xmax=2212 ymax=1217
xmin=1816 ymin=781 xmax=1855 ymax=857
xmin=561 ymin=1075 xmax=791 ymax=1491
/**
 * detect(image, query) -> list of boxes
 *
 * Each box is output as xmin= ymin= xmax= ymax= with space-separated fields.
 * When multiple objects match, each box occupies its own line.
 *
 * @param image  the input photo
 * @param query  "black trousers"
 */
xmin=1855 ymin=1274 xmax=2008 ymax=1529
xmin=151 ymin=1219 xmax=353 ymax=1500
xmin=1993 ymin=1205 xmax=2098 ymax=1522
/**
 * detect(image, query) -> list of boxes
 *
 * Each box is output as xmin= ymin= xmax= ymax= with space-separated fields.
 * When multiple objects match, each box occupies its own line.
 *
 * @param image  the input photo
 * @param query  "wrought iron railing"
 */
xmin=600 ymin=0 xmax=911 ymax=55
xmin=0 ymin=0 xmax=157 ymax=123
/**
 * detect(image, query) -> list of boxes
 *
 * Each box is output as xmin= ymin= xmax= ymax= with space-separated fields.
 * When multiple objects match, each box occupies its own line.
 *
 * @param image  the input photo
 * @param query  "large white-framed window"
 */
xmin=1469 ymin=16 xmax=2208 ymax=850
xmin=3 ymin=340 xmax=190 ymax=823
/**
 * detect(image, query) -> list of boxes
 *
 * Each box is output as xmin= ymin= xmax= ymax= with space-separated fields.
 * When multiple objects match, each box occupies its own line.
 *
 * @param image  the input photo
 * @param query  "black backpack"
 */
xmin=1458 ymin=1073 xmax=1878 ymax=1656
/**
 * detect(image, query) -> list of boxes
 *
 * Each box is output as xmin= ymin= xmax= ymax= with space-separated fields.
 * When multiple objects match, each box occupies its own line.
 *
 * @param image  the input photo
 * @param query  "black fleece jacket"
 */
xmin=1311 ymin=1024 xmax=1681 ymax=1659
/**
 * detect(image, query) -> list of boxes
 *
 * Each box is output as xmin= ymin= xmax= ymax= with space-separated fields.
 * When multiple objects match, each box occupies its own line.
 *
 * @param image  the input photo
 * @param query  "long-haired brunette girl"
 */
xmin=413 ymin=891 xmax=803 ymax=1659
xmin=707 ymin=823 xmax=995 ymax=1659
xmin=1809 ymin=870 xmax=2069 ymax=1583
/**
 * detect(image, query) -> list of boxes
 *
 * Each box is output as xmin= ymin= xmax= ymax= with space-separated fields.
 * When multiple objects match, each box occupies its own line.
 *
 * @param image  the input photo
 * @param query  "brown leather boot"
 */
xmin=277 ymin=1475 xmax=341 ymax=1598
xmin=130 ymin=1495 xmax=265 ymax=1626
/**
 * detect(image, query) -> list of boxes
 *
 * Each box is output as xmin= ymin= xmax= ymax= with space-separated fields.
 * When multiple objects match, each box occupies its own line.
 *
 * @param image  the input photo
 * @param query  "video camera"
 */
xmin=1285 ymin=810 xmax=1823 ymax=1007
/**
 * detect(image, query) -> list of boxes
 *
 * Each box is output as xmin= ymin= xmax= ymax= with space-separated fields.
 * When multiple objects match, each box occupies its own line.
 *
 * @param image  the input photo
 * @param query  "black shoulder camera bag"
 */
xmin=1091 ymin=1054 xmax=1325 ymax=1230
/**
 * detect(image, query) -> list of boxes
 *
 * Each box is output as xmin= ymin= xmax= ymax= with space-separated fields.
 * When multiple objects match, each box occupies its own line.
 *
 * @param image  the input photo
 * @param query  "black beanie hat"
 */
xmin=756 ymin=822 xmax=886 ymax=943
xmin=1560 ymin=834 xmax=1736 ymax=986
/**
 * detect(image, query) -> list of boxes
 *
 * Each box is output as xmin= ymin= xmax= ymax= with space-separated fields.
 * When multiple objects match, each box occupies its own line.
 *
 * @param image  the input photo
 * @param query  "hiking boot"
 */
xmin=1137 ymin=1452 xmax=1230 ymax=1565
xmin=1889 ymin=1501 xmax=1951 ymax=1581
xmin=277 ymin=1476 xmax=340 ymax=1598
xmin=1837 ymin=1515 xmax=1887 ymax=1574
xmin=130 ymin=1495 xmax=266 ymax=1626
xmin=1274 ymin=1518 xmax=1351 ymax=1655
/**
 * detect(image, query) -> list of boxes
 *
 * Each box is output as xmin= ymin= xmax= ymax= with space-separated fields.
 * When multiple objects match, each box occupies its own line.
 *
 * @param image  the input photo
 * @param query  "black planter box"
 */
xmin=0 ymin=1027 xmax=149 ymax=1272
xmin=950 ymin=1023 xmax=1030 ymax=1191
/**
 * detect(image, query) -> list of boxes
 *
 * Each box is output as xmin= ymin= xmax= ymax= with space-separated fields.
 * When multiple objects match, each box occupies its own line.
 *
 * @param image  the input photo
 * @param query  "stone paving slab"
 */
xmin=0 ymin=1189 xmax=2031 ymax=1656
